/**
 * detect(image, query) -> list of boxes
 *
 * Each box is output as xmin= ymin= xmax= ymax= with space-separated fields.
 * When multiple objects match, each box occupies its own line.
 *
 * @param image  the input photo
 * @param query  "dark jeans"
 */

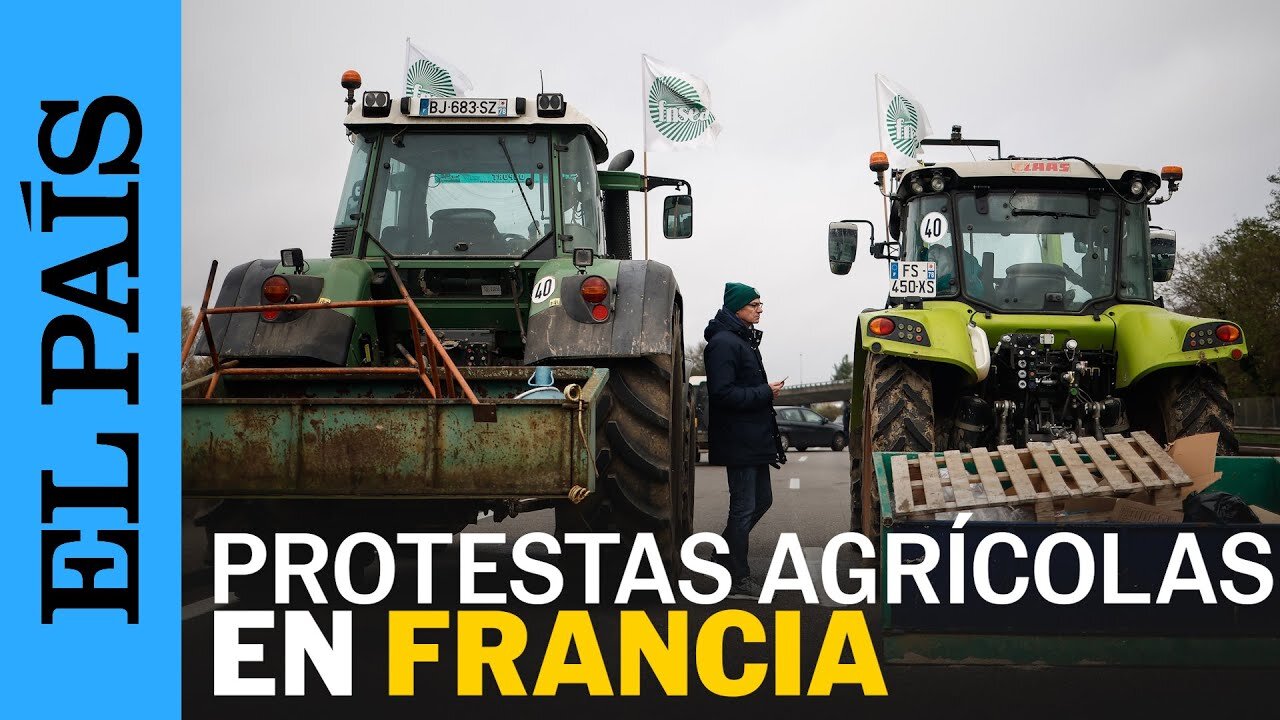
xmin=723 ymin=464 xmax=772 ymax=581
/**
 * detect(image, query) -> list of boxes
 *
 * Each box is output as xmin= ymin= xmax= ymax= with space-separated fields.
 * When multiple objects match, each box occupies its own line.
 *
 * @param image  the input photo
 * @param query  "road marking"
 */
xmin=183 ymin=592 xmax=237 ymax=621
xmin=802 ymin=546 xmax=840 ymax=607
xmin=789 ymin=477 xmax=800 ymax=490
xmin=798 ymin=455 xmax=808 ymax=462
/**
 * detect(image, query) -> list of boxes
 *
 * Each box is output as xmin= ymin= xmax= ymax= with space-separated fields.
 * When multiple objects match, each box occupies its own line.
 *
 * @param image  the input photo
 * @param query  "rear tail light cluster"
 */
xmin=1183 ymin=322 xmax=1243 ymax=352
xmin=581 ymin=275 xmax=611 ymax=322
xmin=867 ymin=315 xmax=930 ymax=346
xmin=261 ymin=275 xmax=291 ymax=320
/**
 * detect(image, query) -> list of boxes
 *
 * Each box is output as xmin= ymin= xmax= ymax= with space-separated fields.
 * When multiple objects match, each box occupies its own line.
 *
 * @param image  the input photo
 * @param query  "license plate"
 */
xmin=889 ymin=261 xmax=936 ymax=297
xmin=417 ymin=97 xmax=509 ymax=118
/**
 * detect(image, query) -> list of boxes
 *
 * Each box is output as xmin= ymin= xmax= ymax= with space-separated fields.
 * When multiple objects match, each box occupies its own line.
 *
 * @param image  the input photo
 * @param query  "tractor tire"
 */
xmin=1162 ymin=364 xmax=1239 ymax=455
xmin=855 ymin=354 xmax=935 ymax=542
xmin=589 ymin=308 xmax=695 ymax=577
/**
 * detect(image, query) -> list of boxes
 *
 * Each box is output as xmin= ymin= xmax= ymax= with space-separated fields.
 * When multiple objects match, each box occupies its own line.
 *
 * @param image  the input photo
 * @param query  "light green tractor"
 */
xmin=828 ymin=134 xmax=1247 ymax=537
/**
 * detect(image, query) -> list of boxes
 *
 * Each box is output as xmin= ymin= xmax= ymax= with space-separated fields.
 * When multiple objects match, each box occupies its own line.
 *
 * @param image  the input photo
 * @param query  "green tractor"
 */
xmin=182 ymin=70 xmax=697 ymax=567
xmin=828 ymin=134 xmax=1247 ymax=538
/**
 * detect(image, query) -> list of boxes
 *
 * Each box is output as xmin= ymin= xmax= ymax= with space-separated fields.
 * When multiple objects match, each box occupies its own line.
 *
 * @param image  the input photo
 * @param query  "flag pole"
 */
xmin=643 ymin=150 xmax=650 ymax=260
xmin=873 ymin=73 xmax=890 ymax=241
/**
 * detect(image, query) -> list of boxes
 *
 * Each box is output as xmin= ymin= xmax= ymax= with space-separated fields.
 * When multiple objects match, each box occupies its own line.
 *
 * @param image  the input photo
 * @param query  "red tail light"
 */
xmin=581 ymin=276 xmax=609 ymax=304
xmin=591 ymin=304 xmax=610 ymax=322
xmin=868 ymin=316 xmax=895 ymax=336
xmin=1215 ymin=324 xmax=1241 ymax=343
xmin=262 ymin=275 xmax=290 ymax=303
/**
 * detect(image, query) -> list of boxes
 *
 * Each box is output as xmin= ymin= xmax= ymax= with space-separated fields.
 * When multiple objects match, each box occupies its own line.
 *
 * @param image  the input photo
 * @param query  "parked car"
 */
xmin=775 ymin=405 xmax=848 ymax=451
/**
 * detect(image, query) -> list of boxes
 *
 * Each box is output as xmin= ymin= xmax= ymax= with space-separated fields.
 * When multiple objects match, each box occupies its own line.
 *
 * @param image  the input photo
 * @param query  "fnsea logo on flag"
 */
xmin=404 ymin=39 xmax=474 ymax=98
xmin=642 ymin=54 xmax=721 ymax=152
xmin=875 ymin=73 xmax=933 ymax=167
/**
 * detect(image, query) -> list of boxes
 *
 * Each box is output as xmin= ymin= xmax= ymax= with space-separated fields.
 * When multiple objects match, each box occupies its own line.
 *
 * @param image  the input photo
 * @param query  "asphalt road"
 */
xmin=182 ymin=448 xmax=1274 ymax=717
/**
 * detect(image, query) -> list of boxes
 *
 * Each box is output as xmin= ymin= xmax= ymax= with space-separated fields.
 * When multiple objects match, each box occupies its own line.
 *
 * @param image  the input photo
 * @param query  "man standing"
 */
xmin=704 ymin=282 xmax=786 ymax=598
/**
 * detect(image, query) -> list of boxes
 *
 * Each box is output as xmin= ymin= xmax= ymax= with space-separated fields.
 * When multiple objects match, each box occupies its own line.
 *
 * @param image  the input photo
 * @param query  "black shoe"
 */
xmin=726 ymin=576 xmax=761 ymax=600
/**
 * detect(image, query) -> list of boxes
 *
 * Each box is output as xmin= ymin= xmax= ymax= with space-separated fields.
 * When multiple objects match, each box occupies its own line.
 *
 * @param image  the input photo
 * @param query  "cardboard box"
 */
xmin=1250 ymin=505 xmax=1280 ymax=524
xmin=1168 ymin=432 xmax=1223 ymax=498
xmin=1109 ymin=497 xmax=1184 ymax=524
xmin=1055 ymin=492 xmax=1184 ymax=523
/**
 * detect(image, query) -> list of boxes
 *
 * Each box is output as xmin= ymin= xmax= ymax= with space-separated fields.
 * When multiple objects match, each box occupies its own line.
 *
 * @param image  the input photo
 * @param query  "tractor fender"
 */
xmin=856 ymin=305 xmax=983 ymax=382
xmin=1110 ymin=305 xmax=1248 ymax=388
xmin=524 ymin=260 xmax=680 ymax=364
xmin=849 ymin=326 xmax=868 ymax=434
xmin=196 ymin=258 xmax=369 ymax=366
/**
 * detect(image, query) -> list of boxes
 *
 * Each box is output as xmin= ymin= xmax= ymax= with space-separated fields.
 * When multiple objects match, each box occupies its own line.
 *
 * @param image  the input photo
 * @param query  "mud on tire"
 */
xmin=1163 ymin=364 xmax=1238 ymax=455
xmin=855 ymin=353 xmax=935 ymax=540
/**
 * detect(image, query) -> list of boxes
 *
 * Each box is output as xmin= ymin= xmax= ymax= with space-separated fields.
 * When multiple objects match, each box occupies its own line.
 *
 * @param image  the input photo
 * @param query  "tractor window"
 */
xmin=364 ymin=132 xmax=554 ymax=257
xmin=558 ymin=134 xmax=604 ymax=254
xmin=1118 ymin=205 xmax=1153 ymax=301
xmin=902 ymin=195 xmax=960 ymax=298
xmin=952 ymin=192 xmax=1119 ymax=312
xmin=333 ymin=133 xmax=373 ymax=228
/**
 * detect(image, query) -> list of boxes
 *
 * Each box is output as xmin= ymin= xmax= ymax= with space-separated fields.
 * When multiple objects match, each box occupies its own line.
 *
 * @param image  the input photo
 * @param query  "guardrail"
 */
xmin=1238 ymin=427 xmax=1280 ymax=437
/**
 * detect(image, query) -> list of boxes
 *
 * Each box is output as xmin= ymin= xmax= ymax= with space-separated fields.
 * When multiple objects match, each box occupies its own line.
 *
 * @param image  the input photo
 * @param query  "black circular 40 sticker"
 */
xmin=920 ymin=211 xmax=948 ymax=244
xmin=531 ymin=276 xmax=556 ymax=303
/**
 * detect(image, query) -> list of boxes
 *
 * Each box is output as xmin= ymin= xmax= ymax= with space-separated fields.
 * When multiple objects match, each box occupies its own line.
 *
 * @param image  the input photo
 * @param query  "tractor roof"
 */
xmin=904 ymin=159 xmax=1155 ymax=182
xmin=343 ymin=99 xmax=611 ymax=163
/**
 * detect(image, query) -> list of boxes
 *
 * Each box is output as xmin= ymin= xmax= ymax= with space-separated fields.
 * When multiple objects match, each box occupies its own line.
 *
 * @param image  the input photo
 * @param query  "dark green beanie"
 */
xmin=723 ymin=282 xmax=760 ymax=311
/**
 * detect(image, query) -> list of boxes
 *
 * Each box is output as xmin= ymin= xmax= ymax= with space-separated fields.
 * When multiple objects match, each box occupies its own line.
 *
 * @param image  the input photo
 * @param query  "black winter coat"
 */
xmin=703 ymin=308 xmax=784 ymax=467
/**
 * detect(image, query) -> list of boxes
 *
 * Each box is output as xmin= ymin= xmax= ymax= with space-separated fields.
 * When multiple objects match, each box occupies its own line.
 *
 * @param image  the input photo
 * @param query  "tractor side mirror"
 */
xmin=663 ymin=194 xmax=693 ymax=239
xmin=828 ymin=221 xmax=858 ymax=275
xmin=1151 ymin=229 xmax=1176 ymax=282
xmin=888 ymin=202 xmax=902 ymax=240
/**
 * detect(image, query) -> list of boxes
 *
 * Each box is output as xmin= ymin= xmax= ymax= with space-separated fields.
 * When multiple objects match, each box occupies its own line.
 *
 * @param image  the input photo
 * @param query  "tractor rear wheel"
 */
xmin=855 ymin=354 xmax=936 ymax=542
xmin=1161 ymin=364 xmax=1239 ymax=455
xmin=587 ymin=308 xmax=695 ymax=577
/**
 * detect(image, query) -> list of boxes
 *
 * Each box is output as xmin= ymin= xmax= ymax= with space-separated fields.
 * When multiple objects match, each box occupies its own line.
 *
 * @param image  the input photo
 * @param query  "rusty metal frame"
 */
xmin=180 ymin=261 xmax=495 ymax=421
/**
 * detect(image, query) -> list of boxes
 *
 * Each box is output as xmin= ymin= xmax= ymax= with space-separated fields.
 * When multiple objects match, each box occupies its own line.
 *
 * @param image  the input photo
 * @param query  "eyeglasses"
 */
xmin=746 ymin=301 xmax=764 ymax=309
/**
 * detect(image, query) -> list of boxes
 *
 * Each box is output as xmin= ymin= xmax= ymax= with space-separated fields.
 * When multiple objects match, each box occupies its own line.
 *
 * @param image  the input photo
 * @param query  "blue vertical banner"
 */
xmin=0 ymin=2 xmax=180 ymax=717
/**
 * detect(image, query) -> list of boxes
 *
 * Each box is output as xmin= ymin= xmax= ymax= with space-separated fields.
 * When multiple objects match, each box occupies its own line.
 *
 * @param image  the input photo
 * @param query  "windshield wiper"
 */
xmin=1010 ymin=209 xmax=1093 ymax=219
xmin=496 ymin=136 xmax=542 ymax=237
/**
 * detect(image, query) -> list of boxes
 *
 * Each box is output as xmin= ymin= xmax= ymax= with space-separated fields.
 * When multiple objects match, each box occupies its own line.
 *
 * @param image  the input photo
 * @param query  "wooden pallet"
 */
xmin=888 ymin=431 xmax=1194 ymax=522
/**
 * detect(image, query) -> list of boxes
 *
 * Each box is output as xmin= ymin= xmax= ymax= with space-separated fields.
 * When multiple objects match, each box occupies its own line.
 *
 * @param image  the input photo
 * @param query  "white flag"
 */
xmin=404 ymin=39 xmax=474 ymax=98
xmin=875 ymin=73 xmax=933 ymax=167
xmin=642 ymin=54 xmax=721 ymax=152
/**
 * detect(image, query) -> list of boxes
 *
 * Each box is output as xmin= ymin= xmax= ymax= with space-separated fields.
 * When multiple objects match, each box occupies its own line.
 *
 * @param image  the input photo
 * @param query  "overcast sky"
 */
xmin=184 ymin=0 xmax=1280 ymax=385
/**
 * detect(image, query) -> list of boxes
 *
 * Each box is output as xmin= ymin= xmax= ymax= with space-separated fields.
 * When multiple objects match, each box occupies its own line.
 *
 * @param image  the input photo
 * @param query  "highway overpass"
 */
xmin=776 ymin=380 xmax=852 ymax=405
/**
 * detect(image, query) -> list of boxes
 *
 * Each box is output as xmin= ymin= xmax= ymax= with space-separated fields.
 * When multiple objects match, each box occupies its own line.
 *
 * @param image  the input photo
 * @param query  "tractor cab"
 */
xmin=336 ymin=90 xmax=615 ymax=264
xmin=884 ymin=159 xmax=1173 ymax=315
